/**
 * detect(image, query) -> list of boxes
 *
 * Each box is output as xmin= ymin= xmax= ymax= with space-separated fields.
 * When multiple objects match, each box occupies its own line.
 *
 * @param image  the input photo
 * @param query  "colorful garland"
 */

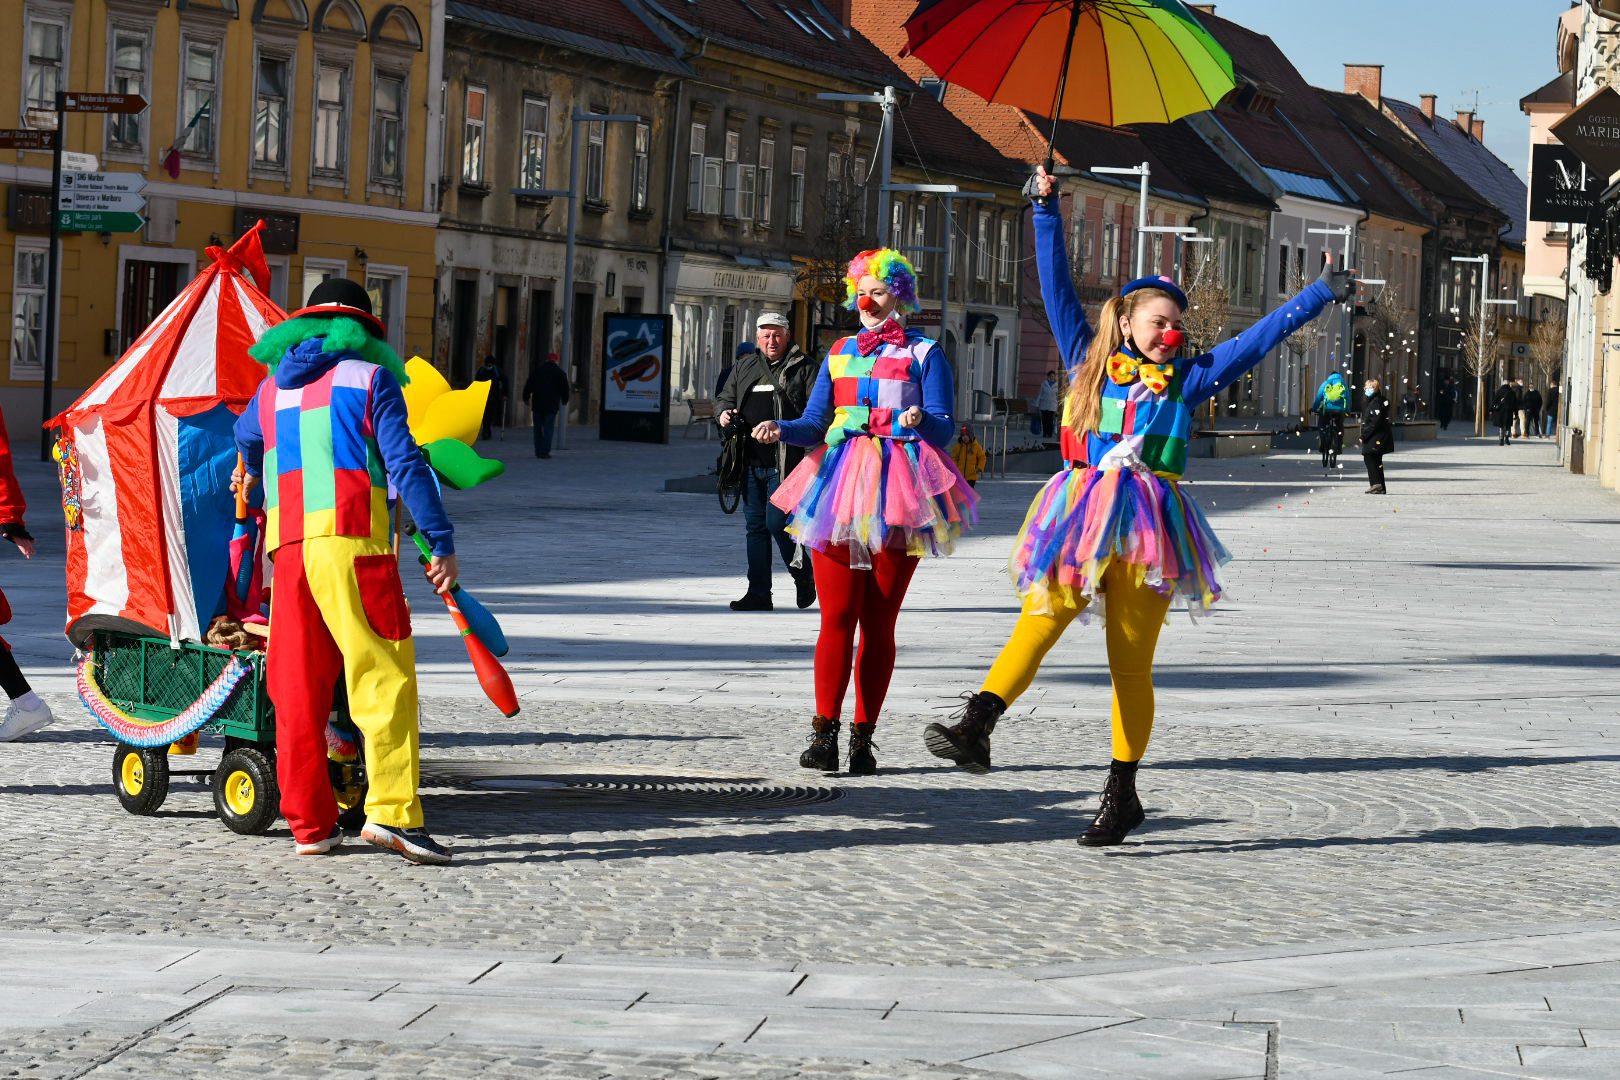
xmin=77 ymin=649 xmax=253 ymax=748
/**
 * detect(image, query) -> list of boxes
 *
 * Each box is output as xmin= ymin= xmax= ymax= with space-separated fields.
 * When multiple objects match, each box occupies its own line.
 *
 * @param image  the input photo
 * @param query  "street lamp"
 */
xmin=816 ymin=87 xmax=897 ymax=247
xmin=513 ymin=110 xmax=640 ymax=447
xmin=1090 ymin=162 xmax=1152 ymax=278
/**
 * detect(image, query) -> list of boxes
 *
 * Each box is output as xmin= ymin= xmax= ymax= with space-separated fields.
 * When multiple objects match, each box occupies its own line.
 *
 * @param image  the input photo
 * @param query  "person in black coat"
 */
xmin=1523 ymin=385 xmax=1544 ymax=439
xmin=1435 ymin=376 xmax=1458 ymax=430
xmin=1359 ymin=378 xmax=1394 ymax=494
xmin=523 ymin=352 xmax=572 ymax=459
xmin=1491 ymin=380 xmax=1517 ymax=446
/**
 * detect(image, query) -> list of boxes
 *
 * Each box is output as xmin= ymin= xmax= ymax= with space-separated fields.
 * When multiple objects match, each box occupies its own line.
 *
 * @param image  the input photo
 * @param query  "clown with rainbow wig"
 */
xmin=753 ymin=247 xmax=977 ymax=776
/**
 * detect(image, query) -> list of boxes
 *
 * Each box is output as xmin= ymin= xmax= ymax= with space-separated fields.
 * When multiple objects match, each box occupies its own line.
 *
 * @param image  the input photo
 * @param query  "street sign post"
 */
xmin=62 ymin=92 xmax=147 ymax=114
xmin=60 ymin=171 xmax=147 ymax=193
xmin=61 ymin=151 xmax=97 ymax=171
xmin=56 ymin=211 xmax=145 ymax=232
xmin=58 ymin=192 xmax=147 ymax=213
xmin=0 ymin=128 xmax=55 ymax=150
xmin=23 ymin=108 xmax=58 ymax=131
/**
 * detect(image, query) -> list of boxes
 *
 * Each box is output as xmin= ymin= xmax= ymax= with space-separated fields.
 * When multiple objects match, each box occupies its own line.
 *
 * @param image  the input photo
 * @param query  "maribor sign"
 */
xmin=1529 ymin=144 xmax=1599 ymax=223
xmin=1552 ymin=87 xmax=1620 ymax=178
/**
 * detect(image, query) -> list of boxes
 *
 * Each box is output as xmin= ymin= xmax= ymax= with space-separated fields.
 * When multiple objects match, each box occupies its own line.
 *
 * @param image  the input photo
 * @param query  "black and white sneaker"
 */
xmin=294 ymin=826 xmax=344 ymax=855
xmin=361 ymin=823 xmax=452 ymax=865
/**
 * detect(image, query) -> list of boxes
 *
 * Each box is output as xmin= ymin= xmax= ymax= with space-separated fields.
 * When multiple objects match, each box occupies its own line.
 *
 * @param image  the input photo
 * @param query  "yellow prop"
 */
xmin=402 ymin=356 xmax=489 ymax=447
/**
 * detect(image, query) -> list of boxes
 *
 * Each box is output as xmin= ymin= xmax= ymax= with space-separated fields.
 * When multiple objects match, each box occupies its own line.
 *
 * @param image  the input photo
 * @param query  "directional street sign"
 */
xmin=56 ymin=210 xmax=145 ymax=233
xmin=58 ymin=191 xmax=146 ymax=213
xmin=63 ymin=92 xmax=147 ymax=114
xmin=0 ymin=128 xmax=55 ymax=150
xmin=23 ymin=108 xmax=58 ymax=131
xmin=60 ymin=171 xmax=147 ymax=194
xmin=62 ymin=151 xmax=98 ymax=171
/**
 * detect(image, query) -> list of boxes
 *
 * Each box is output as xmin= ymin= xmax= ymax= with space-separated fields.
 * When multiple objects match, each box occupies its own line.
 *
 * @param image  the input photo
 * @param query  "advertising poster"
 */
xmin=599 ymin=313 xmax=671 ymax=443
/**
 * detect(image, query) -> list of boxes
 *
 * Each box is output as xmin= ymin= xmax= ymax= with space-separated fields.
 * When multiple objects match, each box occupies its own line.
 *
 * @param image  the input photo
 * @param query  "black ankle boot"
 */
xmin=1080 ymin=760 xmax=1146 ymax=846
xmin=923 ymin=692 xmax=1005 ymax=774
xmin=848 ymin=722 xmax=877 ymax=775
xmin=799 ymin=715 xmax=840 ymax=771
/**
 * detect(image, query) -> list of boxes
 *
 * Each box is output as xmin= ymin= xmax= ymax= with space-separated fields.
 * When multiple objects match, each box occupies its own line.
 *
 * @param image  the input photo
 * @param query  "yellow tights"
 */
xmin=980 ymin=562 xmax=1171 ymax=762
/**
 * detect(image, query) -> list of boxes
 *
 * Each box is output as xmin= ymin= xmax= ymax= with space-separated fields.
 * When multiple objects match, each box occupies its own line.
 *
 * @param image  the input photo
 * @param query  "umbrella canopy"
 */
xmin=902 ymin=0 xmax=1234 ymax=128
xmin=52 ymin=224 xmax=285 ymax=646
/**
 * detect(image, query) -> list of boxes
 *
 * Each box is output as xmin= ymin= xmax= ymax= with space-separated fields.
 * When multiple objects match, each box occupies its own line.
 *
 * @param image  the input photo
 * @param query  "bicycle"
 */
xmin=1318 ymin=412 xmax=1344 ymax=469
xmin=715 ymin=417 xmax=749 ymax=515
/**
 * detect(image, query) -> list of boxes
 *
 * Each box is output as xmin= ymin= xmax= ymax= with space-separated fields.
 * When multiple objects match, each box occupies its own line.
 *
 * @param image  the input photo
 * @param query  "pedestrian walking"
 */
xmin=475 ymin=355 xmax=507 ymax=440
xmin=233 ymin=278 xmax=458 ymax=865
xmin=523 ymin=352 xmax=571 ymax=459
xmin=756 ymin=248 xmax=978 ymax=776
xmin=1360 ymin=378 xmax=1393 ymax=494
xmin=1513 ymin=378 xmax=1529 ymax=439
xmin=1523 ymin=384 xmax=1543 ymax=439
xmin=923 ymin=165 xmax=1353 ymax=845
xmin=1035 ymin=370 xmax=1060 ymax=439
xmin=0 ymin=403 xmax=51 ymax=743
xmin=952 ymin=425 xmax=987 ymax=487
xmin=1309 ymin=372 xmax=1349 ymax=468
xmin=1492 ymin=380 xmax=1517 ymax=445
xmin=1436 ymin=376 xmax=1458 ymax=431
xmin=715 ymin=313 xmax=817 ymax=612
xmin=1545 ymin=383 xmax=1560 ymax=436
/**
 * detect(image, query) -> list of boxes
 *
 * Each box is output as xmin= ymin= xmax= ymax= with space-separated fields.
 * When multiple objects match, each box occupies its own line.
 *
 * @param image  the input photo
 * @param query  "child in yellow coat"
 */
xmin=951 ymin=425 xmax=986 ymax=487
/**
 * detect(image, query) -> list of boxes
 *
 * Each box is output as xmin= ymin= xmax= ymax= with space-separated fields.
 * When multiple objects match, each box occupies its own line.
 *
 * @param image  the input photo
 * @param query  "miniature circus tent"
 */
xmin=52 ymin=226 xmax=285 ymax=646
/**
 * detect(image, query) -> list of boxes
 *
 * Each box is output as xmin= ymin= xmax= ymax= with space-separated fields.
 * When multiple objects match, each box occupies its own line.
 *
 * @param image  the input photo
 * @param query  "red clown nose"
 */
xmin=857 ymin=295 xmax=878 ymax=313
xmin=1161 ymin=328 xmax=1185 ymax=350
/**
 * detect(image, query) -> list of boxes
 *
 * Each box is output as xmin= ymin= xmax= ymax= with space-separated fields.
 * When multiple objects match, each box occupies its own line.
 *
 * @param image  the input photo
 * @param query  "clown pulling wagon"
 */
xmin=54 ymin=226 xmax=514 ymax=862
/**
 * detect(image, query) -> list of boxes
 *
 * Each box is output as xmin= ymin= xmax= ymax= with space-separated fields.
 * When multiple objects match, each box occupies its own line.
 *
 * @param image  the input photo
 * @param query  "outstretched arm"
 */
xmin=1029 ymin=167 xmax=1093 ymax=374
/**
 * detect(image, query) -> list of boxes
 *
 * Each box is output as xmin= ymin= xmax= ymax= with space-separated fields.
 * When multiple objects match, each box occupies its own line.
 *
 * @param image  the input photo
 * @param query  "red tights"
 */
xmin=810 ymin=545 xmax=919 ymax=727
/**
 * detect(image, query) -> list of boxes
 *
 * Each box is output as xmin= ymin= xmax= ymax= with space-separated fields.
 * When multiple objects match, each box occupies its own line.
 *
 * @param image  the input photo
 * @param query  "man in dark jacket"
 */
xmin=1523 ymin=384 xmax=1543 ymax=439
xmin=475 ymin=355 xmax=507 ymax=440
xmin=716 ymin=312 xmax=816 ymax=611
xmin=1360 ymin=378 xmax=1394 ymax=494
xmin=523 ymin=353 xmax=571 ymax=459
xmin=1492 ymin=381 xmax=1517 ymax=446
xmin=1436 ymin=376 xmax=1458 ymax=430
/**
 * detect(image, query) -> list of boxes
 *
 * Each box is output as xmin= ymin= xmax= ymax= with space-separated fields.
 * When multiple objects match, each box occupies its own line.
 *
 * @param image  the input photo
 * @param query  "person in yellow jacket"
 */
xmin=951 ymin=425 xmax=986 ymax=487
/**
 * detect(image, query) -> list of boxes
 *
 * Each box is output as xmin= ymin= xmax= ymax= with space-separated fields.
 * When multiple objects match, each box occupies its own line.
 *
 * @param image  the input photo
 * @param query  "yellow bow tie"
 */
xmin=1107 ymin=351 xmax=1173 ymax=394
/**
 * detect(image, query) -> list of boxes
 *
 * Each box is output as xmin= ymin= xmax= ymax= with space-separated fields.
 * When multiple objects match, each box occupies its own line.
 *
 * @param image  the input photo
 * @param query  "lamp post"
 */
xmin=514 ymin=110 xmax=639 ymax=448
xmin=816 ymin=87 xmax=897 ymax=247
xmin=1091 ymin=162 xmax=1151 ymax=278
xmin=1450 ymin=253 xmax=1516 ymax=433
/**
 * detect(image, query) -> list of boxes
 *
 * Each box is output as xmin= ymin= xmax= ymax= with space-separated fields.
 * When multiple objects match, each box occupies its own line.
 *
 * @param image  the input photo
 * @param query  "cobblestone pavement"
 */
xmin=4 ymin=428 xmax=1620 ymax=1078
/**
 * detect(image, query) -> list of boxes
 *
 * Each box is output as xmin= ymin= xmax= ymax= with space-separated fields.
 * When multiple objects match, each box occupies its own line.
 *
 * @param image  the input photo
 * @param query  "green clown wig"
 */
xmin=248 ymin=316 xmax=411 ymax=386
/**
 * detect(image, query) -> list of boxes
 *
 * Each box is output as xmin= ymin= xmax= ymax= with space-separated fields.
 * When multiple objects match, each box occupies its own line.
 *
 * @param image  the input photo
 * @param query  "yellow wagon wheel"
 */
xmin=212 ymin=746 xmax=279 ymax=835
xmin=112 ymin=743 xmax=169 ymax=815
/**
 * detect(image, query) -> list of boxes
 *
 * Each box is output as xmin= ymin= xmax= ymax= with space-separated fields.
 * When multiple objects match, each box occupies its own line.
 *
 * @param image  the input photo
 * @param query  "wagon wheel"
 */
xmin=112 ymin=743 xmax=170 ymax=815
xmin=330 ymin=760 xmax=368 ymax=831
xmin=213 ymin=746 xmax=279 ymax=835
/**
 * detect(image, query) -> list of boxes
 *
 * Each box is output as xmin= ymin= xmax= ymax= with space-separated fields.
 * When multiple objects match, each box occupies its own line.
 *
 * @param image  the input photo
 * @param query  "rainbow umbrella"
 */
xmin=903 ymin=0 xmax=1234 ymax=157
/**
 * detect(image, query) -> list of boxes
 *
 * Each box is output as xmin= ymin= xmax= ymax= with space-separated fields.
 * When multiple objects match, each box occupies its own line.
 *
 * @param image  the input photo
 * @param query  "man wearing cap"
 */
xmin=716 ymin=312 xmax=816 ymax=611
xmin=233 ymin=278 xmax=458 ymax=865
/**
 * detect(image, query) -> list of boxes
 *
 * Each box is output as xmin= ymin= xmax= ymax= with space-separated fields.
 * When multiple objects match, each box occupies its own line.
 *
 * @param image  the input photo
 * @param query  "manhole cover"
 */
xmin=421 ymin=760 xmax=845 ymax=812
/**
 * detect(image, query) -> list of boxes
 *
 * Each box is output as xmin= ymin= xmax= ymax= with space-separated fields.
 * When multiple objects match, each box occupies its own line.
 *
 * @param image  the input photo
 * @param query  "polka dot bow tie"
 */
xmin=856 ymin=319 xmax=907 ymax=356
xmin=1107 ymin=351 xmax=1173 ymax=394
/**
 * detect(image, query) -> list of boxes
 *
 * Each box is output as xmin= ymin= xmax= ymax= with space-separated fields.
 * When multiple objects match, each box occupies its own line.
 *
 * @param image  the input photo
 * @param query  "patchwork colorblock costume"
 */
xmin=235 ymin=335 xmax=453 ymax=846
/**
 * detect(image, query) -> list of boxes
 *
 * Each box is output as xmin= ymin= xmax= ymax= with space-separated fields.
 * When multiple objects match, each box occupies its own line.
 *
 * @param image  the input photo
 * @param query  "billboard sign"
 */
xmin=1529 ymin=144 xmax=1598 ymax=222
xmin=599 ymin=313 xmax=671 ymax=443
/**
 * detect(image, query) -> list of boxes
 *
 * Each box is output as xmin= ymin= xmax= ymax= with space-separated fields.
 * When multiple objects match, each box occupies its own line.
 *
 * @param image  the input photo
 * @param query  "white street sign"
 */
xmin=23 ymin=107 xmax=58 ymax=131
xmin=60 ymin=170 xmax=147 ymax=194
xmin=62 ymin=151 xmax=98 ymax=171
xmin=57 ymin=190 xmax=146 ymax=213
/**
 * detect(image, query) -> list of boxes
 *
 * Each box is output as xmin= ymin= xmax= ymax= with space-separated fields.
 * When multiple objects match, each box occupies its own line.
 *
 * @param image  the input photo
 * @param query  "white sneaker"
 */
xmin=294 ymin=827 xmax=345 ymax=855
xmin=0 ymin=696 xmax=53 ymax=742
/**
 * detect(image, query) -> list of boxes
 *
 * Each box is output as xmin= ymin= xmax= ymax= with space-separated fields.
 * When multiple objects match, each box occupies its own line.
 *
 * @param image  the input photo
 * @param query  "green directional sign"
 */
xmin=57 ymin=210 xmax=145 ymax=232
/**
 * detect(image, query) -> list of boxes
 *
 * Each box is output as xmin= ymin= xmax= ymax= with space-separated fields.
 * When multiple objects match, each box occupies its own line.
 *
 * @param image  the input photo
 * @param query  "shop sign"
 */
xmin=600 ymin=313 xmax=672 ymax=443
xmin=1552 ymin=87 xmax=1620 ymax=178
xmin=1529 ymin=144 xmax=1598 ymax=223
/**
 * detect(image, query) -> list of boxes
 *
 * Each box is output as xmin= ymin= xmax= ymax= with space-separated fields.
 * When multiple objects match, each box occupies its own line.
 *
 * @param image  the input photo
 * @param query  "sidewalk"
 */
xmin=3 ymin=427 xmax=1619 ymax=1078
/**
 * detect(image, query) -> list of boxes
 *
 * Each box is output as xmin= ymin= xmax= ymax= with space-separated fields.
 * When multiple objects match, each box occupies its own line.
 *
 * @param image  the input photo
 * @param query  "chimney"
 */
xmin=1189 ymin=3 xmax=1216 ymax=13
xmin=1343 ymin=64 xmax=1383 ymax=106
xmin=1471 ymin=117 xmax=1485 ymax=141
xmin=1420 ymin=94 xmax=1437 ymax=121
xmin=1456 ymin=109 xmax=1474 ymax=136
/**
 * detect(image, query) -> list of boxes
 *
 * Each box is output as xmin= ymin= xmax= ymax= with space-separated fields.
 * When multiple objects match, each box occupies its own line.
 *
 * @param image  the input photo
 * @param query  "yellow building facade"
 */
xmin=3 ymin=0 xmax=440 ymax=430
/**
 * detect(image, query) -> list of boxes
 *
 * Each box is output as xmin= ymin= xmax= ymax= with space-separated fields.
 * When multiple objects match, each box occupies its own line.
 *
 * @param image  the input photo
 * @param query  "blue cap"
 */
xmin=1120 ymin=275 xmax=1188 ymax=311
xmin=735 ymin=342 xmax=755 ymax=360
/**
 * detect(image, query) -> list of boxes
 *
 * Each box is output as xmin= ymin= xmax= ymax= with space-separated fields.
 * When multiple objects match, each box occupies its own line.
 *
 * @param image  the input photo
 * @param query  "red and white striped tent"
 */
xmin=52 ymin=224 xmax=285 ymax=646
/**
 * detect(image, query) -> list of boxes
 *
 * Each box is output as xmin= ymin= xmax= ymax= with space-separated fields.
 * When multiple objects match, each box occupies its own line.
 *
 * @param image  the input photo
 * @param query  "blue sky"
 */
xmin=1211 ymin=0 xmax=1572 ymax=176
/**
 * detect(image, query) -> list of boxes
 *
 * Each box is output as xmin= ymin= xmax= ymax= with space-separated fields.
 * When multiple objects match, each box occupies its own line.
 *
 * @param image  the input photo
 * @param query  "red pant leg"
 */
xmin=266 ymin=542 xmax=345 ymax=844
xmin=810 ymin=546 xmax=865 ymax=721
xmin=852 ymin=547 xmax=919 ymax=727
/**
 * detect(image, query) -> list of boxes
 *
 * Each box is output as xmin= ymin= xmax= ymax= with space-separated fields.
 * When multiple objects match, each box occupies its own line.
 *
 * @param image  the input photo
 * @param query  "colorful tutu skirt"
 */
xmin=771 ymin=435 xmax=978 ymax=566
xmin=1007 ymin=464 xmax=1230 ymax=619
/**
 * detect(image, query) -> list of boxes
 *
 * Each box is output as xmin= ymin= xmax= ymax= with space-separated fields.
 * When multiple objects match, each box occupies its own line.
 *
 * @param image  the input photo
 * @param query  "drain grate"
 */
xmin=421 ymin=760 xmax=845 ymax=812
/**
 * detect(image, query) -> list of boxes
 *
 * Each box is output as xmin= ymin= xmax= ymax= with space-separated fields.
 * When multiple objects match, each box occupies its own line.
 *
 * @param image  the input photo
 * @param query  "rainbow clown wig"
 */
xmin=843 ymin=248 xmax=921 ymax=313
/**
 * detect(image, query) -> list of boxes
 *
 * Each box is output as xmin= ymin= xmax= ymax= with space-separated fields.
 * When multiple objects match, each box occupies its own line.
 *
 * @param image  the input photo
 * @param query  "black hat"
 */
xmin=288 ymin=277 xmax=387 ymax=339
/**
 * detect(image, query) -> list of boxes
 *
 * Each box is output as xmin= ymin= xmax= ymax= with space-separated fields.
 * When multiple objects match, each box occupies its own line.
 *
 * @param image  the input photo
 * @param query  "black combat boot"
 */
xmin=847 ymin=722 xmax=877 ymax=775
xmin=799 ymin=715 xmax=840 ymax=772
xmin=1079 ymin=760 xmax=1146 ymax=846
xmin=922 ymin=691 xmax=1006 ymax=774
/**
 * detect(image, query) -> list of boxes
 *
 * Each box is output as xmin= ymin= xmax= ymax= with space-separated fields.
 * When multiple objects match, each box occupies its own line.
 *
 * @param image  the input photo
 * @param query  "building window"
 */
xmin=10 ymin=245 xmax=47 ymax=380
xmin=827 ymin=150 xmax=846 ymax=209
xmin=1083 ymin=221 xmax=1096 ymax=279
xmin=910 ymin=202 xmax=928 ymax=284
xmin=313 ymin=61 xmax=348 ymax=176
xmin=738 ymin=163 xmax=756 ymax=220
xmin=703 ymin=158 xmax=723 ymax=216
xmin=789 ymin=145 xmax=806 ymax=229
xmin=365 ymin=267 xmax=406 ymax=354
xmin=253 ymin=53 xmax=291 ymax=169
xmin=631 ymin=121 xmax=650 ymax=211
xmin=976 ymin=212 xmax=991 ymax=279
xmin=108 ymin=30 xmax=147 ymax=150
xmin=180 ymin=40 xmax=218 ymax=161
xmin=371 ymin=71 xmax=404 ymax=183
xmin=892 ymin=200 xmax=906 ymax=247
xmin=1102 ymin=221 xmax=1119 ymax=279
xmin=757 ymin=137 xmax=774 ymax=225
xmin=461 ymin=84 xmax=486 ymax=184
xmin=584 ymin=111 xmax=605 ymax=203
xmin=300 ymin=259 xmax=347 ymax=306
xmin=519 ymin=97 xmax=548 ymax=191
xmin=1277 ymin=241 xmax=1289 ymax=294
xmin=687 ymin=122 xmax=706 ymax=212
xmin=24 ymin=15 xmax=65 ymax=110
xmin=723 ymin=130 xmax=740 ymax=217
xmin=853 ymin=154 xmax=870 ymax=226
xmin=998 ymin=218 xmax=1013 ymax=283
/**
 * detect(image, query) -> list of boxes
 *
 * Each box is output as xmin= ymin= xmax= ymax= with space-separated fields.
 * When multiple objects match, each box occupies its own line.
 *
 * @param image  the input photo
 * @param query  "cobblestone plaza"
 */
xmin=4 ymin=431 xmax=1619 ymax=1079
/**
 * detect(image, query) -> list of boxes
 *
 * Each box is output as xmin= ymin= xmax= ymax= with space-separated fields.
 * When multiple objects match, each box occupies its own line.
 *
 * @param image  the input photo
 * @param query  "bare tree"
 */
xmin=1282 ymin=266 xmax=1326 ymax=423
xmin=1458 ymin=310 xmax=1501 ymax=436
xmin=1180 ymin=252 xmax=1230 ymax=428
xmin=1529 ymin=311 xmax=1565 ymax=395
xmin=796 ymin=157 xmax=874 ymax=345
